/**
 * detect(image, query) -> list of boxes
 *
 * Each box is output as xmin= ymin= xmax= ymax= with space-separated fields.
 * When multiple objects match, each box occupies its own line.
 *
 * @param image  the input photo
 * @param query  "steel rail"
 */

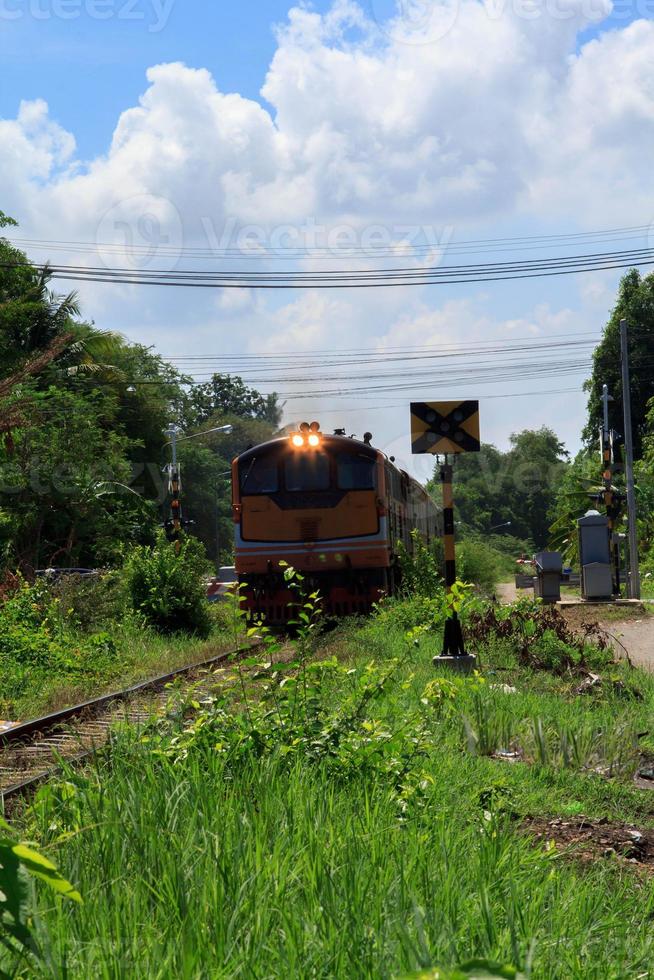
xmin=0 ymin=641 xmax=260 ymax=803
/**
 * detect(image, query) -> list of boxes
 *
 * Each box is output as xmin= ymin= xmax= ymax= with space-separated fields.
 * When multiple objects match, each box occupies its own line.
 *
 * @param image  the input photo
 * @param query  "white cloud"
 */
xmin=3 ymin=3 xmax=653 ymax=241
xmin=1 ymin=0 xmax=652 ymax=455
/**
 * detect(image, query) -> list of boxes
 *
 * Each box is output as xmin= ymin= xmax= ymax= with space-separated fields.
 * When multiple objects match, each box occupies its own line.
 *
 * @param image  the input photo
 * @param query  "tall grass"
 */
xmin=24 ymin=743 xmax=654 ymax=979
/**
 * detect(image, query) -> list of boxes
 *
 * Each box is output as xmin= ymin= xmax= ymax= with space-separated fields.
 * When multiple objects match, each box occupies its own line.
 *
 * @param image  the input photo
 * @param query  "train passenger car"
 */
xmin=231 ymin=422 xmax=441 ymax=623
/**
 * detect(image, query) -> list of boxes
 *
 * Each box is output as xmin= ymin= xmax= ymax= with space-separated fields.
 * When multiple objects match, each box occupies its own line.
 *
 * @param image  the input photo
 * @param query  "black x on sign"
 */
xmin=410 ymin=401 xmax=480 ymax=455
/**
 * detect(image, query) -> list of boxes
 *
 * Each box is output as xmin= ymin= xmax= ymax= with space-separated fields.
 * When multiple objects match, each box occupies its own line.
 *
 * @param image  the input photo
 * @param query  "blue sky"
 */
xmin=2 ymin=0 xmax=644 ymax=159
xmin=1 ymin=1 xmax=335 ymax=158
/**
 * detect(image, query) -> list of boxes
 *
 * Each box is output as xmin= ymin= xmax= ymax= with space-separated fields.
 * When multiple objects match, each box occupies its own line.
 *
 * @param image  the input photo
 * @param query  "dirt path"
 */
xmin=495 ymin=580 xmax=654 ymax=670
xmin=496 ymin=581 xmax=519 ymax=604
xmin=596 ymin=617 xmax=654 ymax=670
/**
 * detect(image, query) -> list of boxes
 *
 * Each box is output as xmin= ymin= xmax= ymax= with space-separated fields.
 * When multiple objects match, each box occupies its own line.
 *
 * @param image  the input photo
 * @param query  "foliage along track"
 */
xmin=0 ymin=641 xmax=265 ymax=806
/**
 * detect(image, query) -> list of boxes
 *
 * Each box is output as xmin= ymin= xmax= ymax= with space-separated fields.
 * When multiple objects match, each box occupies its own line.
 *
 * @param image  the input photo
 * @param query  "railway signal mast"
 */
xmin=164 ymin=423 xmax=184 ymax=548
xmin=599 ymin=385 xmax=624 ymax=595
xmin=163 ymin=422 xmax=234 ymax=550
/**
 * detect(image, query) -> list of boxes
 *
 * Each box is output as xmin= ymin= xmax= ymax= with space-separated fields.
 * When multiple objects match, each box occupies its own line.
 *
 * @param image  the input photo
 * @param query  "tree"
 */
xmin=0 ymin=219 xmax=79 ymax=377
xmin=0 ymin=210 xmax=284 ymax=571
xmin=429 ymin=427 xmax=568 ymax=551
xmin=54 ymin=329 xmax=192 ymax=504
xmin=434 ymin=444 xmax=511 ymax=535
xmin=634 ymin=399 xmax=654 ymax=571
xmin=504 ymin=428 xmax=568 ymax=547
xmin=0 ymin=384 xmax=151 ymax=571
xmin=185 ymin=374 xmax=281 ymax=429
xmin=176 ymin=414 xmax=278 ymax=567
xmin=583 ymin=269 xmax=654 ymax=460
xmin=549 ymin=449 xmax=602 ymax=563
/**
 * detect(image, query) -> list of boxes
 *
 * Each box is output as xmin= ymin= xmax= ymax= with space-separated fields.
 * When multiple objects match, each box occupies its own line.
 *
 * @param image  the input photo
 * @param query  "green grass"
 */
xmin=0 ymin=574 xmax=234 ymax=721
xmin=9 ymin=600 xmax=654 ymax=978
xmin=13 ymin=627 xmax=235 ymax=720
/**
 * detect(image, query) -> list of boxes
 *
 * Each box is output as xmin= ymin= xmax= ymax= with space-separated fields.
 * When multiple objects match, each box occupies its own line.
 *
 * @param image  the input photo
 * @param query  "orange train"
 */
xmin=231 ymin=423 xmax=441 ymax=623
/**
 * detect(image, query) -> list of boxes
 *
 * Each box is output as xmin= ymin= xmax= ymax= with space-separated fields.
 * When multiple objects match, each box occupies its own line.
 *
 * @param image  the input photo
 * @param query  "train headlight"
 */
xmin=291 ymin=434 xmax=305 ymax=448
xmin=308 ymin=433 xmax=320 ymax=447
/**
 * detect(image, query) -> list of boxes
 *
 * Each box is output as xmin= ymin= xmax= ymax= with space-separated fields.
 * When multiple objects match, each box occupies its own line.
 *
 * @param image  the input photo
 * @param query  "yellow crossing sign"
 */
xmin=411 ymin=401 xmax=480 ymax=455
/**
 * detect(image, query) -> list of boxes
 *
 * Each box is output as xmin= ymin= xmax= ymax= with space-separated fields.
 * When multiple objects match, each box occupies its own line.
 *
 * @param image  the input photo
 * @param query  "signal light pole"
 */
xmin=164 ymin=424 xmax=183 ymax=548
xmin=163 ymin=422 xmax=234 ymax=550
xmin=600 ymin=385 xmax=621 ymax=595
xmin=620 ymin=319 xmax=641 ymax=599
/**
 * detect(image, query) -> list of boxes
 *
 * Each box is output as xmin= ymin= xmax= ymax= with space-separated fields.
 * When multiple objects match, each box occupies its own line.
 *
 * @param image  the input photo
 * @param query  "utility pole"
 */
xmin=620 ymin=318 xmax=641 ymax=599
xmin=600 ymin=385 xmax=620 ymax=595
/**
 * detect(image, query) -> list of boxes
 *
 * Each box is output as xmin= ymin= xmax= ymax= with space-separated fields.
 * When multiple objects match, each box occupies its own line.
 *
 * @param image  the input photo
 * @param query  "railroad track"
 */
xmin=0 ymin=643 xmax=261 ymax=806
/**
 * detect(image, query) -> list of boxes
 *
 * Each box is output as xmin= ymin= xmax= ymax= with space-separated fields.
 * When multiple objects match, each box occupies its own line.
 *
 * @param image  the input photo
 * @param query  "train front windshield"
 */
xmin=239 ymin=446 xmax=377 ymax=495
xmin=285 ymin=453 xmax=330 ymax=491
xmin=239 ymin=456 xmax=279 ymax=495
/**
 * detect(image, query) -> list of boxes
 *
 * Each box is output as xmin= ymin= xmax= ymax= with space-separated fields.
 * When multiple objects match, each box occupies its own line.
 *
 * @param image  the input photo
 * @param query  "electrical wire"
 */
xmin=2 ymin=244 xmax=653 ymax=289
xmin=8 ymin=222 xmax=654 ymax=261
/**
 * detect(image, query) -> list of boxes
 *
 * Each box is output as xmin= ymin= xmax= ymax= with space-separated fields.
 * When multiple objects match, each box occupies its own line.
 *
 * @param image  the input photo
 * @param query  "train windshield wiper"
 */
xmin=240 ymin=457 xmax=256 ymax=490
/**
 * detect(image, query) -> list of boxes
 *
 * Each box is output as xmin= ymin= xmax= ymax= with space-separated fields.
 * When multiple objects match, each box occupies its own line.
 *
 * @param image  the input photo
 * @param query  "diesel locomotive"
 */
xmin=231 ymin=422 xmax=440 ymax=623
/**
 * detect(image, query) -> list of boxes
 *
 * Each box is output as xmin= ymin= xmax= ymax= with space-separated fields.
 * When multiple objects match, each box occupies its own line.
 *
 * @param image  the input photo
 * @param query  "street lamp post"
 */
xmin=489 ymin=521 xmax=512 ymax=533
xmin=163 ymin=423 xmax=233 ymax=545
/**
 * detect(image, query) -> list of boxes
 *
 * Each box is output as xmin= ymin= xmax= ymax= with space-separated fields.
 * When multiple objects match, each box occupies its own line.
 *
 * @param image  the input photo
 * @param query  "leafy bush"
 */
xmin=371 ymin=594 xmax=446 ymax=633
xmin=123 ymin=532 xmax=212 ymax=636
xmin=466 ymin=599 xmax=613 ymax=674
xmin=0 ymin=579 xmax=123 ymax=710
xmin=457 ymin=538 xmax=505 ymax=594
xmin=396 ymin=529 xmax=443 ymax=597
xmin=47 ymin=572 xmax=126 ymax=632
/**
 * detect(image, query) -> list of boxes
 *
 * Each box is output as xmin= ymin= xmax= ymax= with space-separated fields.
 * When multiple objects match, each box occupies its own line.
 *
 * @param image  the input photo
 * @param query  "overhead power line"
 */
xmin=2 ymin=244 xmax=654 ymax=289
xmin=8 ymin=222 xmax=654 ymax=261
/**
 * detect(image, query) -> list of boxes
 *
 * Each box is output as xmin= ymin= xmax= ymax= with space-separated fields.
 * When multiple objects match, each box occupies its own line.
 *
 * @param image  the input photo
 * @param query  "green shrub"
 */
xmin=48 ymin=572 xmax=126 ymax=632
xmin=396 ymin=529 xmax=443 ymax=597
xmin=466 ymin=599 xmax=613 ymax=675
xmin=457 ymin=539 xmax=504 ymax=594
xmin=0 ymin=580 xmax=124 ymax=709
xmin=530 ymin=628 xmax=583 ymax=673
xmin=372 ymin=594 xmax=446 ymax=633
xmin=123 ymin=533 xmax=212 ymax=637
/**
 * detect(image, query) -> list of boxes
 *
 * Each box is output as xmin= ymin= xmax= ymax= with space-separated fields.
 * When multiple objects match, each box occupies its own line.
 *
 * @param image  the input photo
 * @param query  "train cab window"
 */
xmin=336 ymin=453 xmax=376 ymax=490
xmin=239 ymin=457 xmax=279 ymax=495
xmin=285 ymin=453 xmax=330 ymax=491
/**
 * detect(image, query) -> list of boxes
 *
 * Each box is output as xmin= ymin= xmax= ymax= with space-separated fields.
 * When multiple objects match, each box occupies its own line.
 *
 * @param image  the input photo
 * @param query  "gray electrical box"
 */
xmin=582 ymin=563 xmax=613 ymax=601
xmin=534 ymin=551 xmax=562 ymax=603
xmin=578 ymin=512 xmax=613 ymax=600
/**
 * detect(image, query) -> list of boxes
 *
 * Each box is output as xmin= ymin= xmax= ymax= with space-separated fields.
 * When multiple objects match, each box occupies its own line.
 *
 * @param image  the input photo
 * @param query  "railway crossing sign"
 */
xmin=410 ymin=401 xmax=480 ymax=455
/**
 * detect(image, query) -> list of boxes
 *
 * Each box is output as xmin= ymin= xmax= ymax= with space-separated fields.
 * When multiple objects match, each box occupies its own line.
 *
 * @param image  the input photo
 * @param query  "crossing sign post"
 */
xmin=411 ymin=400 xmax=480 ymax=671
xmin=410 ymin=401 xmax=480 ymax=455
